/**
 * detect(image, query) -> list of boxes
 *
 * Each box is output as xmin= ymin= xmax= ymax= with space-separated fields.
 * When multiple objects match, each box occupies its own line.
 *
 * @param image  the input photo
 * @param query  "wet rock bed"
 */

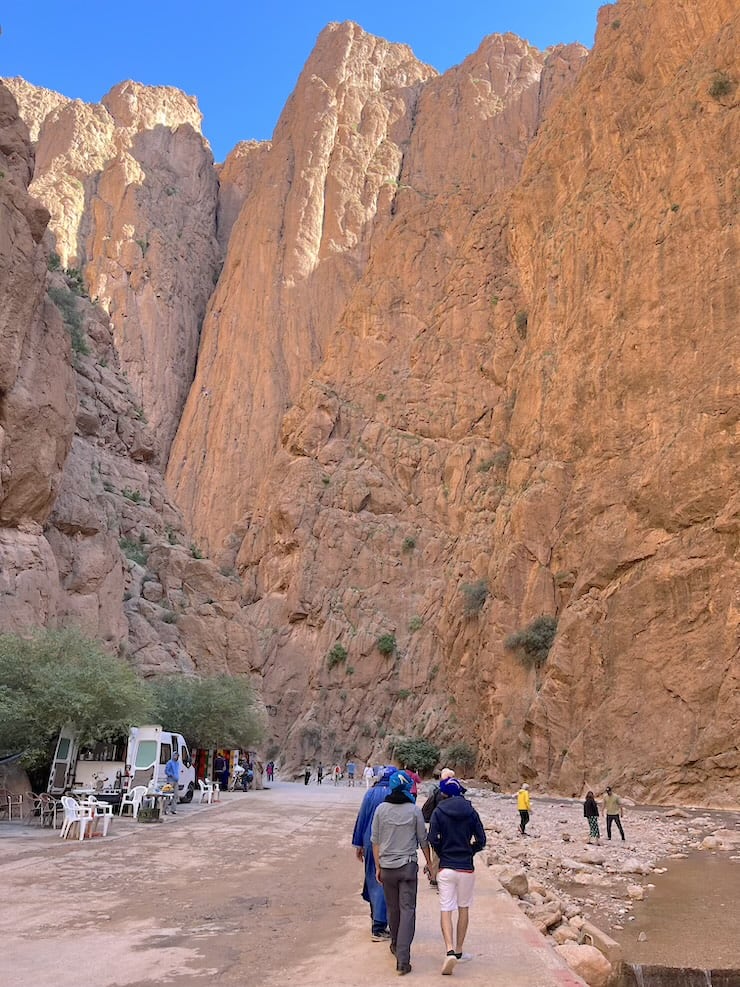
xmin=462 ymin=787 xmax=740 ymax=984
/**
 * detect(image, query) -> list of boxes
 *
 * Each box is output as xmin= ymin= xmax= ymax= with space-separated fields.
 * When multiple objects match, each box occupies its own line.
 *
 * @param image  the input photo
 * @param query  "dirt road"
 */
xmin=1 ymin=782 xmax=585 ymax=986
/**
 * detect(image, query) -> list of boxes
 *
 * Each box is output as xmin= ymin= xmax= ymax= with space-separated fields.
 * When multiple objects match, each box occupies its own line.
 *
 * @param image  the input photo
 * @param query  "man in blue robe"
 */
xmin=351 ymin=765 xmax=395 ymax=940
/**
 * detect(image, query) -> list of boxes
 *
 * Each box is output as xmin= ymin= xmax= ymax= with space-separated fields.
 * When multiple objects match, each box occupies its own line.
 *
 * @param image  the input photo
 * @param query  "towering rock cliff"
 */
xmin=4 ymin=77 xmax=220 ymax=460
xmin=0 ymin=81 xmax=258 ymax=684
xmin=1 ymin=0 xmax=737 ymax=804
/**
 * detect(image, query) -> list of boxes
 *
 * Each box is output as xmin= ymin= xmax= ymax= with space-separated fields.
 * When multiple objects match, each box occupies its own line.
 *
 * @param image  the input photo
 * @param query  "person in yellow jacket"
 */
xmin=517 ymin=784 xmax=531 ymax=836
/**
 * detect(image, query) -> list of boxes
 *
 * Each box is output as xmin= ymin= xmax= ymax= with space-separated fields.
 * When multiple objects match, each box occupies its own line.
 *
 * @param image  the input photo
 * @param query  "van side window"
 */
xmin=160 ymin=743 xmax=172 ymax=764
xmin=181 ymin=745 xmax=192 ymax=768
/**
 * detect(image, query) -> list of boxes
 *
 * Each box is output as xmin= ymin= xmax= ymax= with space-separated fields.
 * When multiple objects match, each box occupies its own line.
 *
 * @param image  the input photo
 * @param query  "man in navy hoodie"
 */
xmin=428 ymin=778 xmax=487 ymax=975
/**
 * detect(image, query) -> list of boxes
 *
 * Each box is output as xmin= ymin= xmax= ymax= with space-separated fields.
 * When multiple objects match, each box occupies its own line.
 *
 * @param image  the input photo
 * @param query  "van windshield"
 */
xmin=135 ymin=740 xmax=157 ymax=769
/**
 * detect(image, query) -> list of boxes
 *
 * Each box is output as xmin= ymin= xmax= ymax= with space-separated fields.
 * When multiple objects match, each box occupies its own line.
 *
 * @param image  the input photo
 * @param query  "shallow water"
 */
xmin=617 ymin=850 xmax=740 ymax=969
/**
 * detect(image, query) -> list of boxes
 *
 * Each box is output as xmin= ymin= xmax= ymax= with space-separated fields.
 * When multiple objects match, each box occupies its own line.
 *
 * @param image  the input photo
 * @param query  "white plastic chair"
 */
xmin=86 ymin=796 xmax=114 ymax=836
xmin=119 ymin=785 xmax=147 ymax=819
xmin=197 ymin=780 xmax=213 ymax=804
xmin=59 ymin=796 xmax=93 ymax=841
xmin=211 ymin=781 xmax=221 ymax=802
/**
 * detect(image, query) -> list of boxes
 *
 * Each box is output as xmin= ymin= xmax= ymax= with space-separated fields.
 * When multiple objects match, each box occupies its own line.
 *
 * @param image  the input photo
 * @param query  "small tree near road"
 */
xmin=149 ymin=675 xmax=265 ymax=750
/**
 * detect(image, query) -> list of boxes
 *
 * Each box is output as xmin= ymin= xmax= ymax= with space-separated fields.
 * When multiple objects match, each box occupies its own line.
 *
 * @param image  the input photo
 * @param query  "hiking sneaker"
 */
xmin=441 ymin=950 xmax=457 ymax=975
xmin=372 ymin=930 xmax=391 ymax=942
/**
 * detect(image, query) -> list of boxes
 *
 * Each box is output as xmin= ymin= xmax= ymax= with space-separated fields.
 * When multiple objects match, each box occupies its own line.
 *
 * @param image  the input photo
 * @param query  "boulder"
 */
xmin=554 ymin=943 xmax=612 ymax=987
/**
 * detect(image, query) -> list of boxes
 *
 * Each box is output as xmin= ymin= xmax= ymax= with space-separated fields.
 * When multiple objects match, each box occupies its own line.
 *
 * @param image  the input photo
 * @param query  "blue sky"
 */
xmin=1 ymin=2 xmax=601 ymax=162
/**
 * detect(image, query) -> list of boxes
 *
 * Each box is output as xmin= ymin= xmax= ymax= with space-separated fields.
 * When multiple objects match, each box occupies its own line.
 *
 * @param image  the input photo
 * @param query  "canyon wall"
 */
xmin=4 ymin=77 xmax=221 ymax=460
xmin=1 ymin=0 xmax=737 ymax=804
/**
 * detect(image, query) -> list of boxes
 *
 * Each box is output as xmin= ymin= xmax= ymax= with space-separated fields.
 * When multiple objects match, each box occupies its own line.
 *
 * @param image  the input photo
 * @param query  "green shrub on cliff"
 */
xmin=505 ymin=615 xmax=558 ymax=666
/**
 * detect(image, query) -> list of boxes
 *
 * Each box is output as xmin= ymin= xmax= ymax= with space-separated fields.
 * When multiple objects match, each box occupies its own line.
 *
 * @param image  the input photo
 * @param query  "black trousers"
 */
xmin=607 ymin=814 xmax=625 ymax=839
xmin=381 ymin=860 xmax=418 ymax=967
xmin=519 ymin=809 xmax=530 ymax=832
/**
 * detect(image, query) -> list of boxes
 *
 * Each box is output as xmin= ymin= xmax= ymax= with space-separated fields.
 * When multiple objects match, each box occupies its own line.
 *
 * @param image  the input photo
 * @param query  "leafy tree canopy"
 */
xmin=392 ymin=736 xmax=440 ymax=775
xmin=0 ymin=628 xmax=151 ymax=767
xmin=149 ymin=674 xmax=265 ymax=750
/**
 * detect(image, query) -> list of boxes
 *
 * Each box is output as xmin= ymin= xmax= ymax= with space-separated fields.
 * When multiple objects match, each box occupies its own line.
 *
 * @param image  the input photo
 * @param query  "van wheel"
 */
xmin=182 ymin=783 xmax=194 ymax=804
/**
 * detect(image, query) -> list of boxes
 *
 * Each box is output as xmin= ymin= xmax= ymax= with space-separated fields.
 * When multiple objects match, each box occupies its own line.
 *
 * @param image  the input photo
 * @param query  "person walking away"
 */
xmin=584 ymin=790 xmax=600 ymax=844
xmin=371 ymin=771 xmax=432 ymax=976
xmin=352 ymin=766 xmax=395 ymax=942
xmin=363 ymin=762 xmax=374 ymax=789
xmin=517 ymin=783 xmax=531 ymax=836
xmin=604 ymin=786 xmax=626 ymax=840
xmin=317 ymin=762 xmax=324 ymax=785
xmin=304 ymin=765 xmax=311 ymax=786
xmin=347 ymin=760 xmax=356 ymax=786
xmin=333 ymin=764 xmax=341 ymax=785
xmin=428 ymin=778 xmax=487 ymax=975
xmin=421 ymin=769 xmax=462 ymax=887
xmin=164 ymin=750 xmax=180 ymax=814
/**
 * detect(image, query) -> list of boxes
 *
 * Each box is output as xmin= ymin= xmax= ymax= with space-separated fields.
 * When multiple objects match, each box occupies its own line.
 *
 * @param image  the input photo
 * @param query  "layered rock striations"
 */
xmin=5 ymin=78 xmax=221 ymax=461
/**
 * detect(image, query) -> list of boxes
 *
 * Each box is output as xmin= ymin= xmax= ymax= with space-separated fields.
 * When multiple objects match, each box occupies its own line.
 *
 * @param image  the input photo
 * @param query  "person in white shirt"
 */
xmin=363 ymin=763 xmax=374 ymax=788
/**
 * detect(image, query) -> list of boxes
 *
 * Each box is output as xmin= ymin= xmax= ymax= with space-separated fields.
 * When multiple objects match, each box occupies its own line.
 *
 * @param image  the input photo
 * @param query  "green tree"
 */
xmin=0 ymin=628 xmax=151 ymax=767
xmin=149 ymin=675 xmax=265 ymax=750
xmin=443 ymin=742 xmax=477 ymax=772
xmin=392 ymin=737 xmax=440 ymax=774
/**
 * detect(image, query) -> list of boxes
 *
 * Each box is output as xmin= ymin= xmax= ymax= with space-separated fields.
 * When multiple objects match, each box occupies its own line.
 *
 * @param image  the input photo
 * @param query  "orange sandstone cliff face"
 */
xmin=499 ymin=0 xmax=739 ymax=802
xmin=5 ymin=78 xmax=221 ymax=461
xmin=0 ymin=82 xmax=259 ymax=684
xmin=1 ymin=1 xmax=737 ymax=804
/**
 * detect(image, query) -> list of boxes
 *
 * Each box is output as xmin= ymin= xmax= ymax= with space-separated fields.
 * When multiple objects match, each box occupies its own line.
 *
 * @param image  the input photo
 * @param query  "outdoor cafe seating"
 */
xmin=59 ymin=793 xmax=114 ymax=840
xmin=0 ymin=788 xmax=24 ymax=821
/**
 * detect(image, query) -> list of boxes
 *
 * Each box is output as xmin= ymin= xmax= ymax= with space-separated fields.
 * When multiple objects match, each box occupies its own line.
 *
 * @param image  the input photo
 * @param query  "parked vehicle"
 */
xmin=48 ymin=725 xmax=196 ymax=804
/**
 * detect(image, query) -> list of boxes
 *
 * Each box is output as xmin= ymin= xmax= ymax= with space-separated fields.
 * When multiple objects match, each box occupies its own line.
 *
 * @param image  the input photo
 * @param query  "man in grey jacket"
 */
xmin=371 ymin=770 xmax=432 ymax=976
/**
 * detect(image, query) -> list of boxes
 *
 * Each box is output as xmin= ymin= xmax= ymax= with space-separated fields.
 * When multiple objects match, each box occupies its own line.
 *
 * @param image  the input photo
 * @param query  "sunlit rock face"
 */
xmin=2 ymin=1 xmax=737 ymax=804
xmin=5 ymin=77 xmax=221 ymax=462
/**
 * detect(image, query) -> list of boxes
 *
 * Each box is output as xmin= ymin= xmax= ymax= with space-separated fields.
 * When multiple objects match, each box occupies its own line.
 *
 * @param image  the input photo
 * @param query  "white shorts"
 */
xmin=437 ymin=868 xmax=476 ymax=912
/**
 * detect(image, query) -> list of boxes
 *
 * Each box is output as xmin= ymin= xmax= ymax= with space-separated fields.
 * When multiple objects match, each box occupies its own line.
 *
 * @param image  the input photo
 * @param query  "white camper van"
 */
xmin=49 ymin=725 xmax=196 ymax=804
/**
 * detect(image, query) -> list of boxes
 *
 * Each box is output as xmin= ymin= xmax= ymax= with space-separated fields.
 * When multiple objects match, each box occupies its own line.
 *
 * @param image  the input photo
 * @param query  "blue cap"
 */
xmin=439 ymin=778 xmax=464 ymax=797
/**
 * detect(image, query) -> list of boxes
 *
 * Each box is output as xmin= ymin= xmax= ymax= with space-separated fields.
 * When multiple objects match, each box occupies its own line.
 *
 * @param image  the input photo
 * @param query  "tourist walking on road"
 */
xmin=352 ymin=766 xmax=395 ymax=942
xmin=517 ymin=783 xmax=531 ymax=836
xmin=371 ymin=771 xmax=432 ymax=976
xmin=428 ymin=778 xmax=487 ymax=975
xmin=346 ymin=760 xmax=356 ymax=786
xmin=363 ymin=762 xmax=374 ymax=789
xmin=333 ymin=764 xmax=341 ymax=785
xmin=604 ymin=786 xmax=626 ymax=840
xmin=304 ymin=765 xmax=311 ymax=786
xmin=317 ymin=762 xmax=324 ymax=785
xmin=421 ymin=769 xmax=462 ymax=887
xmin=584 ymin=790 xmax=600 ymax=844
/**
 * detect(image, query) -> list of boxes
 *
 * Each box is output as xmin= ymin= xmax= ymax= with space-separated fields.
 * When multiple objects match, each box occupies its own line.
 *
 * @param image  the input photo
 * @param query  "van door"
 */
xmin=48 ymin=725 xmax=79 ymax=794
